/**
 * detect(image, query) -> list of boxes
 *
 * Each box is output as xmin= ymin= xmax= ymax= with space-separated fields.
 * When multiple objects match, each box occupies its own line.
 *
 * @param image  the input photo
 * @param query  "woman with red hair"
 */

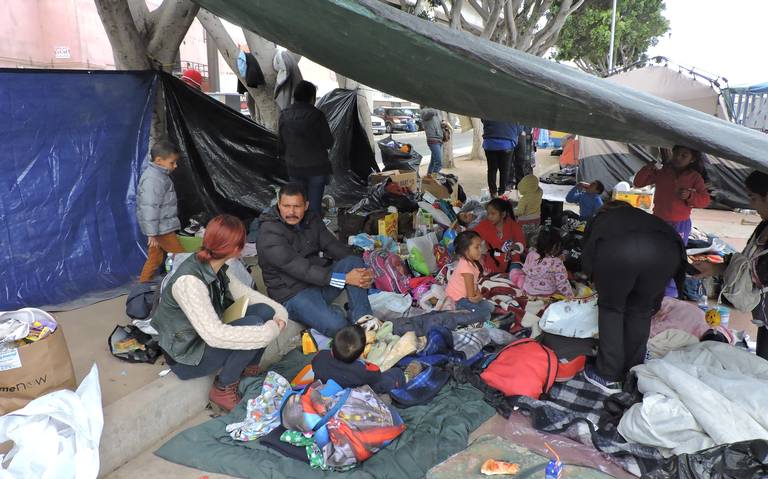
xmin=152 ymin=215 xmax=288 ymax=411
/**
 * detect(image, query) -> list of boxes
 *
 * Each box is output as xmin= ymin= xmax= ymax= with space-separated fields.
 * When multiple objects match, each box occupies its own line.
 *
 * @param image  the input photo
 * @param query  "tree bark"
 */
xmin=470 ymin=118 xmax=486 ymax=162
xmin=243 ymin=30 xmax=282 ymax=130
xmin=94 ymin=0 xmax=151 ymax=69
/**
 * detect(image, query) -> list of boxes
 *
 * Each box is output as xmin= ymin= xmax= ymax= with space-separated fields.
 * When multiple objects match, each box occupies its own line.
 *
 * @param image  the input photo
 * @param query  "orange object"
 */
xmin=559 ymin=138 xmax=579 ymax=167
xmin=481 ymin=459 xmax=521 ymax=476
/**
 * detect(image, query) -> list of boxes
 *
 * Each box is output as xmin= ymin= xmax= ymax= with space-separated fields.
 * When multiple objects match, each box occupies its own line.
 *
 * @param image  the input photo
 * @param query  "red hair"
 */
xmin=196 ymin=215 xmax=246 ymax=263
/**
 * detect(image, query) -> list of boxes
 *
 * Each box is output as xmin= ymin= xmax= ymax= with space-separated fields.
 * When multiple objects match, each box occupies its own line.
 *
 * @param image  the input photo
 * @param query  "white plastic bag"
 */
xmin=406 ymin=232 xmax=438 ymax=275
xmin=0 ymin=364 xmax=103 ymax=479
xmin=539 ymin=296 xmax=599 ymax=338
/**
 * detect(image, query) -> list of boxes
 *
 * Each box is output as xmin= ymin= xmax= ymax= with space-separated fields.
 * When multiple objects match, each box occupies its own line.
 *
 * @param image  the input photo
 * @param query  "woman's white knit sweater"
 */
xmin=171 ymin=268 xmax=288 ymax=350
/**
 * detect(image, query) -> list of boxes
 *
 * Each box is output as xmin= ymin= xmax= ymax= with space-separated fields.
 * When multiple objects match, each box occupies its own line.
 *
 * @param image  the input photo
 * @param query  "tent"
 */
xmin=192 ymin=0 xmax=768 ymax=171
xmin=725 ymin=83 xmax=768 ymax=131
xmin=574 ymin=66 xmax=752 ymax=209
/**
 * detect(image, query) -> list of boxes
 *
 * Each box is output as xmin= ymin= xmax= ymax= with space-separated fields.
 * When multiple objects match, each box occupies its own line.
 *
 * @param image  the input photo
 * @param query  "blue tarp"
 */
xmin=0 ymin=70 xmax=156 ymax=309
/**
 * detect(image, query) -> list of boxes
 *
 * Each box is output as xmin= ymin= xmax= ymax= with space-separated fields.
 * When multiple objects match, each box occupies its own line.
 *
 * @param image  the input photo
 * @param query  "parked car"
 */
xmin=371 ymin=115 xmax=386 ymax=135
xmin=373 ymin=107 xmax=417 ymax=133
xmin=400 ymin=108 xmax=423 ymax=130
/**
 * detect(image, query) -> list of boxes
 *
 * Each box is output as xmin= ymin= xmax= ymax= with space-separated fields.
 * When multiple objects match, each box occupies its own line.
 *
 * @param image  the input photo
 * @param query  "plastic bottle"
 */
xmin=698 ymin=294 xmax=709 ymax=311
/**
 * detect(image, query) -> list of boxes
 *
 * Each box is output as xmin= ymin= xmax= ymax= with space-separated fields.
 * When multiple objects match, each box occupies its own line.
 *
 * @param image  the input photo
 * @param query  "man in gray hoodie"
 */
xmin=420 ymin=106 xmax=444 ymax=175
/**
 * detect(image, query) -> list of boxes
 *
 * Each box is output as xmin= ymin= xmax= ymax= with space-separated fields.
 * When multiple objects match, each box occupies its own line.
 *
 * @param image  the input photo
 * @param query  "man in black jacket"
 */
xmin=278 ymin=80 xmax=334 ymax=215
xmin=257 ymin=183 xmax=378 ymax=336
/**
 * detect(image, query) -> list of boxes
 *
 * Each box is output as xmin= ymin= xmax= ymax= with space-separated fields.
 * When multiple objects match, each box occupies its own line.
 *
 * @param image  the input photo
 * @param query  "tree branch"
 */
xmin=94 ymin=0 xmax=151 ymax=69
xmin=481 ymin=0 xmax=506 ymax=40
xmin=504 ymin=1 xmax=520 ymax=47
xmin=450 ymin=0 xmax=464 ymax=29
xmin=467 ymin=0 xmax=489 ymax=22
xmin=127 ymin=0 xmax=152 ymax=40
xmin=146 ymin=0 xmax=199 ymax=69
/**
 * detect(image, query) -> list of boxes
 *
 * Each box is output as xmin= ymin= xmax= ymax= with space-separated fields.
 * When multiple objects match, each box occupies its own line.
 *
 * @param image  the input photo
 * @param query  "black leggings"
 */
xmin=485 ymin=149 xmax=512 ymax=195
xmin=758 ymin=327 xmax=768 ymax=360
xmin=592 ymin=233 xmax=682 ymax=381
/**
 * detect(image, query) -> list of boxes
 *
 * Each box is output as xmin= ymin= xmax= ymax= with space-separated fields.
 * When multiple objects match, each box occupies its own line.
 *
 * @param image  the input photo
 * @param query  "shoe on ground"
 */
xmin=583 ymin=364 xmax=622 ymax=394
xmin=209 ymin=378 xmax=242 ymax=412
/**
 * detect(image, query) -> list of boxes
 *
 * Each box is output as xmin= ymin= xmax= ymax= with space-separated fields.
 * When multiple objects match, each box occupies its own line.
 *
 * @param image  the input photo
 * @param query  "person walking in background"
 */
xmin=421 ymin=106 xmax=444 ymax=175
xmin=136 ymin=139 xmax=186 ymax=283
xmin=481 ymin=119 xmax=520 ymax=196
xmin=278 ymin=80 xmax=334 ymax=214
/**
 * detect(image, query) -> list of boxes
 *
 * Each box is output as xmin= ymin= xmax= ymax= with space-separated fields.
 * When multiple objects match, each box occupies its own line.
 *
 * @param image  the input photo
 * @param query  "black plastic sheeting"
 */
xmin=643 ymin=440 xmax=768 ymax=479
xmin=377 ymin=135 xmax=423 ymax=172
xmin=162 ymin=72 xmax=284 ymax=225
xmin=315 ymin=88 xmax=379 ymax=205
xmin=163 ymin=76 xmax=375 ymax=224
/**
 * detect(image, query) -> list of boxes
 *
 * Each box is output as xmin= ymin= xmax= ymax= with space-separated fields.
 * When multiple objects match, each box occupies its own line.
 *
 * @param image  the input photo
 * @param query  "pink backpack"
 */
xmin=364 ymin=250 xmax=411 ymax=293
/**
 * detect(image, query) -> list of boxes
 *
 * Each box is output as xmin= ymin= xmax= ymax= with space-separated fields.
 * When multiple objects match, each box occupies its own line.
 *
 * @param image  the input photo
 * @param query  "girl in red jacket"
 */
xmin=633 ymin=145 xmax=710 ymax=295
xmin=473 ymin=198 xmax=526 ymax=274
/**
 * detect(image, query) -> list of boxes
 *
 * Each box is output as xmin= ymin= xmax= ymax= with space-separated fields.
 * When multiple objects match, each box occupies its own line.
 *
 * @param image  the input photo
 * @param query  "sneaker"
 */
xmin=583 ymin=364 xmax=622 ymax=393
xmin=356 ymin=314 xmax=382 ymax=331
xmin=208 ymin=378 xmax=242 ymax=412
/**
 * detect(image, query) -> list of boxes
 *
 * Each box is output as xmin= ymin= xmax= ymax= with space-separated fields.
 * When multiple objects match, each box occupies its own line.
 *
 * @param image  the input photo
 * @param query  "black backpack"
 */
xmin=125 ymin=279 xmax=162 ymax=320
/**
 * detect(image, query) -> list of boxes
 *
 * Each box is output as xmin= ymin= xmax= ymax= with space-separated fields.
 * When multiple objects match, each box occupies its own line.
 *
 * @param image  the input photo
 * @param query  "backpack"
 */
xmin=480 ymin=338 xmax=558 ymax=399
xmin=364 ymin=250 xmax=411 ymax=293
xmin=720 ymin=249 xmax=768 ymax=312
xmin=125 ymin=279 xmax=162 ymax=320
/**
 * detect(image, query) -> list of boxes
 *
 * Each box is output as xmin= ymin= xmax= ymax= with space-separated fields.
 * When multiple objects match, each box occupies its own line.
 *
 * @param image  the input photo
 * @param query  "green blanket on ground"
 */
xmin=155 ymin=350 xmax=495 ymax=479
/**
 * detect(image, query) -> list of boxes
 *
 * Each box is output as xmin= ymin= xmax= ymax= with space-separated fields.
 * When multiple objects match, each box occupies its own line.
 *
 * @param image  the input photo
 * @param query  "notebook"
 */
xmin=222 ymin=296 xmax=249 ymax=324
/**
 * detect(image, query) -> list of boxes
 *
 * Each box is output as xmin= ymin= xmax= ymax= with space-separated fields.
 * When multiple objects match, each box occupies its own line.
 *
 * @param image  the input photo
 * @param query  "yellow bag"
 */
xmin=301 ymin=330 xmax=318 ymax=355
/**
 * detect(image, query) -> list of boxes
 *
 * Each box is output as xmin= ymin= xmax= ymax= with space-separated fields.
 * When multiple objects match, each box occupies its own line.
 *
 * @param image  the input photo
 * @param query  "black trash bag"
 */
xmin=377 ymin=135 xmax=423 ymax=172
xmin=348 ymin=181 xmax=418 ymax=215
xmin=109 ymin=324 xmax=162 ymax=364
xmin=643 ymin=440 xmax=768 ymax=479
xmin=125 ymin=279 xmax=162 ymax=320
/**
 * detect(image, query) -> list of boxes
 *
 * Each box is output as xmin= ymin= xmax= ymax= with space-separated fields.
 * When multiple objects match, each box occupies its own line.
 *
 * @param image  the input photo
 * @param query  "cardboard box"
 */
xmin=369 ymin=170 xmax=417 ymax=191
xmin=0 ymin=326 xmax=76 ymax=415
xmin=613 ymin=191 xmax=654 ymax=210
xmin=421 ymin=176 xmax=458 ymax=201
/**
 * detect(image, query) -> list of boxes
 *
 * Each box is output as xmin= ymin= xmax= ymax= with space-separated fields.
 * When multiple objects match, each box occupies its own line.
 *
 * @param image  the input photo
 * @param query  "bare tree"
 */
xmin=95 ymin=0 xmax=200 ymax=140
xmin=425 ymin=0 xmax=585 ymax=160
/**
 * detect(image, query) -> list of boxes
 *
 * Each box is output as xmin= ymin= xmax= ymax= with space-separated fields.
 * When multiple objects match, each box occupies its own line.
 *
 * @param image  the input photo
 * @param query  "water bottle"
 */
xmin=165 ymin=254 xmax=174 ymax=273
xmin=698 ymin=294 xmax=708 ymax=311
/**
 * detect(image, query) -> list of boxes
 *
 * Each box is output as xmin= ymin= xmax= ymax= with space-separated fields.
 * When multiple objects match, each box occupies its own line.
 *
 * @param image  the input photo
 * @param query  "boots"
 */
xmin=240 ymin=364 xmax=261 ymax=378
xmin=209 ymin=378 xmax=241 ymax=412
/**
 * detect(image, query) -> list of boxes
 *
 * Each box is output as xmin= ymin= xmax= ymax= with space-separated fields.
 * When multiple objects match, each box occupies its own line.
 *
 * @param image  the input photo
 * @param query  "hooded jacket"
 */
xmin=421 ymin=108 xmax=443 ymax=142
xmin=278 ymin=102 xmax=334 ymax=177
xmin=256 ymin=207 xmax=353 ymax=302
xmin=136 ymin=162 xmax=180 ymax=236
xmin=514 ymin=174 xmax=543 ymax=218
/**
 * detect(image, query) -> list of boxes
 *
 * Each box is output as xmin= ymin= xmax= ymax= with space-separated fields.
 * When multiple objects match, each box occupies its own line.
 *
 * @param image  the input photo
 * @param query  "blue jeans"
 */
xmin=169 ymin=303 xmax=274 ymax=385
xmin=665 ymin=218 xmax=692 ymax=298
xmin=427 ymin=142 xmax=443 ymax=174
xmin=455 ymin=298 xmax=495 ymax=322
xmin=290 ymin=175 xmax=328 ymax=215
xmin=284 ymin=255 xmax=373 ymax=336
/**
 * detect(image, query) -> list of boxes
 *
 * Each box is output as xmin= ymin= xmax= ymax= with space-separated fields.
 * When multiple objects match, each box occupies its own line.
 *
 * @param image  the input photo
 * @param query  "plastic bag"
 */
xmin=539 ymin=296 xmax=599 ymax=339
xmin=406 ymin=233 xmax=438 ymax=275
xmin=644 ymin=439 xmax=768 ymax=479
xmin=0 ymin=364 xmax=103 ymax=479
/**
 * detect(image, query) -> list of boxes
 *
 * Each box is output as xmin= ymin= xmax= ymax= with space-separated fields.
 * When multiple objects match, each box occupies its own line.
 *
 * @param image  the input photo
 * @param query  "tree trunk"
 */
xmin=243 ymin=31 xmax=281 ymax=130
xmin=470 ymin=118 xmax=486 ymax=161
xmin=94 ymin=0 xmax=151 ymax=70
xmin=441 ymin=111 xmax=455 ymax=169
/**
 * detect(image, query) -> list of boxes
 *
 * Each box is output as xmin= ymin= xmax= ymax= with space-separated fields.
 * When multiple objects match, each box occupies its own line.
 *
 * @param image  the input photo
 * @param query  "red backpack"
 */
xmin=364 ymin=250 xmax=411 ymax=293
xmin=480 ymin=338 xmax=558 ymax=399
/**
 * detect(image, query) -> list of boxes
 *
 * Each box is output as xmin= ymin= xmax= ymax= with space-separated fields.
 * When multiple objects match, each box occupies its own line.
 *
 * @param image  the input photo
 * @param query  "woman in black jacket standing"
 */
xmin=694 ymin=171 xmax=768 ymax=360
xmin=581 ymin=200 xmax=686 ymax=392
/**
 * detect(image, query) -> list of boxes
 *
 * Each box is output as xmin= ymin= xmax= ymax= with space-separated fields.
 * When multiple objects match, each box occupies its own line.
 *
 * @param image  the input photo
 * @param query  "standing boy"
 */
xmin=566 ymin=180 xmax=605 ymax=221
xmin=136 ymin=139 xmax=185 ymax=282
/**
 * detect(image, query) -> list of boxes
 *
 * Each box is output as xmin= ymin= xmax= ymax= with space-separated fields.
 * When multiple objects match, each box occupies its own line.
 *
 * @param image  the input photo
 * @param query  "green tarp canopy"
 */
xmin=193 ymin=0 xmax=768 ymax=171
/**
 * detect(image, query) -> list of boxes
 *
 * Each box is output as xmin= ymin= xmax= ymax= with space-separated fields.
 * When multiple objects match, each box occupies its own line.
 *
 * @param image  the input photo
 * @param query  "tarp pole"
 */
xmin=608 ymin=0 xmax=618 ymax=72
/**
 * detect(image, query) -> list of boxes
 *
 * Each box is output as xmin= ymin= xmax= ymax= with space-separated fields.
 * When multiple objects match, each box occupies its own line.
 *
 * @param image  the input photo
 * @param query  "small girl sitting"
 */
xmin=445 ymin=231 xmax=495 ymax=321
xmin=521 ymin=227 xmax=573 ymax=298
